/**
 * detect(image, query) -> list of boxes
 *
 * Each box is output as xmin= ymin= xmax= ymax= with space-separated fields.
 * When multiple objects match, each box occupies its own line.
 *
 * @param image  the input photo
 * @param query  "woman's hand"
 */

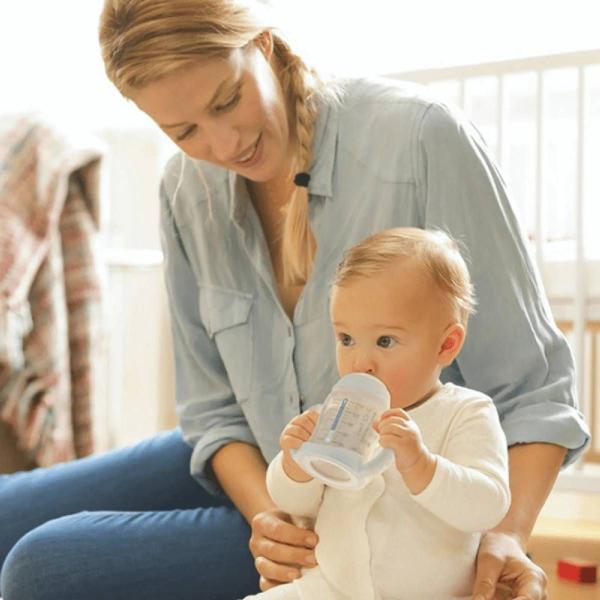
xmin=249 ymin=508 xmax=318 ymax=592
xmin=472 ymin=530 xmax=548 ymax=600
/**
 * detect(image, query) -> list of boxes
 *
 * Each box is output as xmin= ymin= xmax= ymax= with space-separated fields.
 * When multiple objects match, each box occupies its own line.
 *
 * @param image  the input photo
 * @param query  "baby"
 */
xmin=245 ymin=228 xmax=510 ymax=600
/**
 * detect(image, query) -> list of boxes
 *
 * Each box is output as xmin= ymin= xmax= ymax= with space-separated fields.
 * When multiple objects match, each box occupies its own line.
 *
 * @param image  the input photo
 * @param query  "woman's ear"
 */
xmin=438 ymin=323 xmax=466 ymax=367
xmin=254 ymin=30 xmax=274 ymax=61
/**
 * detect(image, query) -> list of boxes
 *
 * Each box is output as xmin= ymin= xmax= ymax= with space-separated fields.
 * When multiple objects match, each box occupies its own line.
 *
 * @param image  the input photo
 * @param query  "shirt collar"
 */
xmin=227 ymin=88 xmax=340 ymax=221
xmin=306 ymin=94 xmax=339 ymax=199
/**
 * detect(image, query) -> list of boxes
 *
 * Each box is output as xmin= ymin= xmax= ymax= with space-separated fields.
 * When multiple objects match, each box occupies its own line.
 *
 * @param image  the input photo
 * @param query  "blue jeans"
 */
xmin=0 ymin=429 xmax=260 ymax=600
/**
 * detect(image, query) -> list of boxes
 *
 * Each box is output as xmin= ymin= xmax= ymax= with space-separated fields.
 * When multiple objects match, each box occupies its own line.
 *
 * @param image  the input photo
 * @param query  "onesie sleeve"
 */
xmin=267 ymin=452 xmax=325 ymax=519
xmin=412 ymin=396 xmax=511 ymax=532
xmin=417 ymin=102 xmax=590 ymax=465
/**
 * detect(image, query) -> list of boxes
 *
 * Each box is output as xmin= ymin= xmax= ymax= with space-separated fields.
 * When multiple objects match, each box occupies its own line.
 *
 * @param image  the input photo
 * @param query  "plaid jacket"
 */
xmin=0 ymin=114 xmax=104 ymax=465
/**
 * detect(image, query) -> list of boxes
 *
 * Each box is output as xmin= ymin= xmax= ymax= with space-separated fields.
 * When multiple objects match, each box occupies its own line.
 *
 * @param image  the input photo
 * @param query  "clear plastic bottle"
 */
xmin=292 ymin=372 xmax=395 ymax=489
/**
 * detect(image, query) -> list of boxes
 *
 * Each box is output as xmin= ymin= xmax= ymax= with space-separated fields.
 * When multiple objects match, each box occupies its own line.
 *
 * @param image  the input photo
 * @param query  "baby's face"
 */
xmin=330 ymin=261 xmax=453 ymax=409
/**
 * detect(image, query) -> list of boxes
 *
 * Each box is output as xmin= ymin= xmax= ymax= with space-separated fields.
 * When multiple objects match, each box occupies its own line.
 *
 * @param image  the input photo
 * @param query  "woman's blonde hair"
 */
xmin=333 ymin=228 xmax=477 ymax=326
xmin=99 ymin=0 xmax=329 ymax=285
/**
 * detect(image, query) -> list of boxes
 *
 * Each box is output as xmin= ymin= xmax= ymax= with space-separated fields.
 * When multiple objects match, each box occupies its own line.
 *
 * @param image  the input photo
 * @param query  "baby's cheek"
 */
xmin=335 ymin=347 xmax=351 ymax=375
xmin=382 ymin=369 xmax=408 ymax=406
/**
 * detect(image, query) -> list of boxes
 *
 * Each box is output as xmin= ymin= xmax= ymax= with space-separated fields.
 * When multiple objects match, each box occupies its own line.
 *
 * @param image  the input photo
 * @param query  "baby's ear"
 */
xmin=438 ymin=323 xmax=466 ymax=366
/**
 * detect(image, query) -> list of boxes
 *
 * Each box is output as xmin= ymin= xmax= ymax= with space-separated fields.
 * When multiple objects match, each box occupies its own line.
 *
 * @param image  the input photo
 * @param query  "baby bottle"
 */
xmin=292 ymin=373 xmax=395 ymax=489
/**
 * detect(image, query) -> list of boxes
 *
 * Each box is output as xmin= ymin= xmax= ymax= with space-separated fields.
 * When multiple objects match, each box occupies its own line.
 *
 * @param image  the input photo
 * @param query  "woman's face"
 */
xmin=131 ymin=38 xmax=293 ymax=182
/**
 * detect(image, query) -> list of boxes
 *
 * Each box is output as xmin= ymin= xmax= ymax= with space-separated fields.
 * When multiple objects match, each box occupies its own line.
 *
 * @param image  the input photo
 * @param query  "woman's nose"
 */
xmin=205 ymin=122 xmax=241 ymax=163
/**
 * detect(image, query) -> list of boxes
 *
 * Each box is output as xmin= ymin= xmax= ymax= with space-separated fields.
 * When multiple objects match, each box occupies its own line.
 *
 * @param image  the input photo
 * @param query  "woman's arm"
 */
xmin=417 ymin=102 xmax=590 ymax=464
xmin=212 ymin=442 xmax=319 ymax=592
xmin=211 ymin=441 xmax=274 ymax=522
xmin=498 ymin=442 xmax=566 ymax=544
xmin=472 ymin=443 xmax=566 ymax=600
xmin=212 ymin=413 xmax=325 ymax=523
xmin=415 ymin=100 xmax=589 ymax=599
xmin=160 ymin=173 xmax=259 ymax=495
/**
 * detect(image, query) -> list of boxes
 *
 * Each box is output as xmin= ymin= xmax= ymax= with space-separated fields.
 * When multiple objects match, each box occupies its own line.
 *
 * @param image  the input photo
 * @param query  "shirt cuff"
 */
xmin=500 ymin=400 xmax=591 ymax=467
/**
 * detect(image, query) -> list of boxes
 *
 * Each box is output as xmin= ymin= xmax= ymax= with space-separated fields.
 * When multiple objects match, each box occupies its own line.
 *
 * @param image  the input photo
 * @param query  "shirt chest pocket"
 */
xmin=198 ymin=285 xmax=254 ymax=402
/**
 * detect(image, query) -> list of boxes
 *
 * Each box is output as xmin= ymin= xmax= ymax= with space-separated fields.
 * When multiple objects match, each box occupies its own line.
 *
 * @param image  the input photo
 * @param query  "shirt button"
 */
xmin=288 ymin=326 xmax=292 ymax=337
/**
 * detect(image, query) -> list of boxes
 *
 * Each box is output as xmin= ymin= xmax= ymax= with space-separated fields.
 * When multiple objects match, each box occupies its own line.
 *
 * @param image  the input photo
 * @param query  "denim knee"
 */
xmin=1 ymin=513 xmax=89 ymax=600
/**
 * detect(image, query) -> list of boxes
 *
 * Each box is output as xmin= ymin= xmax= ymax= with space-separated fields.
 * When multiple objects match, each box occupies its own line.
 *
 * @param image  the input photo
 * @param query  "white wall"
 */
xmin=2 ymin=1 xmax=600 ymax=125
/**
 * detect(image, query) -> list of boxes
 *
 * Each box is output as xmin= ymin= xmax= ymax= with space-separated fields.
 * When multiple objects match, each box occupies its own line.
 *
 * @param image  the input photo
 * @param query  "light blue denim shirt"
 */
xmin=159 ymin=77 xmax=590 ymax=495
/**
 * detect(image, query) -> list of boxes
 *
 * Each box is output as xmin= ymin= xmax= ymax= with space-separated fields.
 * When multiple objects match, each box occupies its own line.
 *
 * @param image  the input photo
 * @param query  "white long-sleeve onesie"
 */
xmin=244 ymin=383 xmax=510 ymax=600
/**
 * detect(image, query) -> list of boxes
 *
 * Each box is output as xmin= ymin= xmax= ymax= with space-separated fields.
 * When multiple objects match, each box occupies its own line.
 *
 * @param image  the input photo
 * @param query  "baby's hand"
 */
xmin=280 ymin=410 xmax=319 ymax=483
xmin=374 ymin=408 xmax=428 ymax=472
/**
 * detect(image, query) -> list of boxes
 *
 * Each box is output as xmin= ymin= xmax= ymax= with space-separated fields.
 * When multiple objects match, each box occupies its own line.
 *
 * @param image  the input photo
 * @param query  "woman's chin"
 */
xmin=241 ymin=162 xmax=286 ymax=183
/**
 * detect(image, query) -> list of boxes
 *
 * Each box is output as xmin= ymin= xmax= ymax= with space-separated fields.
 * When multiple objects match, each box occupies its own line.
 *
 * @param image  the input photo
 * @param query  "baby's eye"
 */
xmin=377 ymin=336 xmax=396 ymax=349
xmin=338 ymin=333 xmax=354 ymax=346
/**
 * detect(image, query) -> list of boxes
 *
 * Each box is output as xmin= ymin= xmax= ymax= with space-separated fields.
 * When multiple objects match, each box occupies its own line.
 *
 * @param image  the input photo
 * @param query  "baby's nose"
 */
xmin=353 ymin=353 xmax=376 ymax=374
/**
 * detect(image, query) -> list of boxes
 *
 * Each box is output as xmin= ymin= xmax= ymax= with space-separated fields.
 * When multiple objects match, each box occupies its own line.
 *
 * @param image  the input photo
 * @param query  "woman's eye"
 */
xmin=377 ymin=336 xmax=396 ymax=349
xmin=215 ymin=91 xmax=241 ymax=112
xmin=176 ymin=125 xmax=197 ymax=142
xmin=339 ymin=334 xmax=353 ymax=346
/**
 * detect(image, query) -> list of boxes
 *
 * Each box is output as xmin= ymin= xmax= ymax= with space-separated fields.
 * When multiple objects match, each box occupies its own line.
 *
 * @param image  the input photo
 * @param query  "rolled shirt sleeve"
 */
xmin=417 ymin=102 xmax=590 ymax=465
xmin=160 ymin=179 xmax=257 ymax=495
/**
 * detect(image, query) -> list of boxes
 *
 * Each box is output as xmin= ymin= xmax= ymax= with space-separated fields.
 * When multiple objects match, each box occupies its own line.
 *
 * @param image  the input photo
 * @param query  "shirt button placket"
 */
xmin=287 ymin=325 xmax=301 ymax=412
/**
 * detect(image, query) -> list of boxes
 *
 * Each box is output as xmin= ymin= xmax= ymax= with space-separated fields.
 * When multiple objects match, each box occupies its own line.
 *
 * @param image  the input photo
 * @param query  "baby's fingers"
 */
xmin=374 ymin=410 xmax=409 ymax=431
xmin=379 ymin=408 xmax=410 ymax=422
xmin=280 ymin=424 xmax=313 ymax=451
xmin=378 ymin=417 xmax=412 ymax=436
xmin=297 ymin=410 xmax=319 ymax=432
xmin=289 ymin=410 xmax=318 ymax=432
xmin=378 ymin=433 xmax=399 ymax=450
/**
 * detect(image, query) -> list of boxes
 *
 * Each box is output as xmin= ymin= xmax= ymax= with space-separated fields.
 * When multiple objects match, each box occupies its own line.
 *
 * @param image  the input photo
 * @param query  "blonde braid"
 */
xmin=273 ymin=36 xmax=320 ymax=286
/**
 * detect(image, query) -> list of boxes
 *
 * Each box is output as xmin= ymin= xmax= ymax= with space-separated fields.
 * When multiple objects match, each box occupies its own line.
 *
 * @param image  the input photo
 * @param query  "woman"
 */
xmin=0 ymin=1 xmax=589 ymax=599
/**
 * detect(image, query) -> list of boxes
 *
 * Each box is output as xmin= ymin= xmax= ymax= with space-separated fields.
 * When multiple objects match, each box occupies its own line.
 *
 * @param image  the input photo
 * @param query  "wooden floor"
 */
xmin=529 ymin=491 xmax=600 ymax=599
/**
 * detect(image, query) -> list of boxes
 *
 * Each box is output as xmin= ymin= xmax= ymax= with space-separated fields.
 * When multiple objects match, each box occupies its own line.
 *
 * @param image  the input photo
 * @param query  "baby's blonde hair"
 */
xmin=99 ymin=0 xmax=333 ymax=285
xmin=333 ymin=228 xmax=477 ymax=326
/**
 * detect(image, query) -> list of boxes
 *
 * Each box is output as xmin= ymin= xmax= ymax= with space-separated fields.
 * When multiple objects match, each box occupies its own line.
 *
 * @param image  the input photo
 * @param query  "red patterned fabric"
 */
xmin=0 ymin=114 xmax=104 ymax=465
